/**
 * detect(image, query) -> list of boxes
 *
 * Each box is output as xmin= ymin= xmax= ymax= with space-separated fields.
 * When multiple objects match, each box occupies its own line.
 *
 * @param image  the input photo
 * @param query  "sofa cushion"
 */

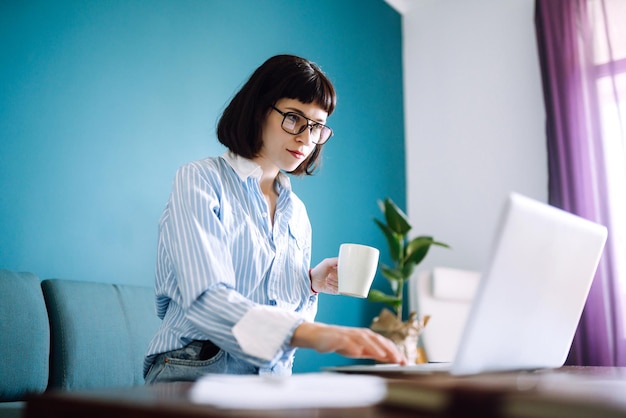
xmin=0 ymin=270 xmax=50 ymax=401
xmin=115 ymin=284 xmax=161 ymax=385
xmin=42 ymin=279 xmax=159 ymax=390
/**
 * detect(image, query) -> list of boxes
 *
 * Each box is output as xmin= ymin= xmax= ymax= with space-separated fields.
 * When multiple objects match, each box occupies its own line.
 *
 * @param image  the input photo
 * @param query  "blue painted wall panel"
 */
xmin=0 ymin=0 xmax=404 ymax=372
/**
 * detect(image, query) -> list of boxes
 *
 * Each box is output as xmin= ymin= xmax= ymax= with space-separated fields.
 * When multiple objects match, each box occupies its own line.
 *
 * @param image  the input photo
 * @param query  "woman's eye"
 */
xmin=285 ymin=114 xmax=300 ymax=124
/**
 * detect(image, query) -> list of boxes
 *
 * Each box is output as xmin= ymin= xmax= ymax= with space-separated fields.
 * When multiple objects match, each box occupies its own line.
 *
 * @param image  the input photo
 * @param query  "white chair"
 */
xmin=409 ymin=267 xmax=481 ymax=363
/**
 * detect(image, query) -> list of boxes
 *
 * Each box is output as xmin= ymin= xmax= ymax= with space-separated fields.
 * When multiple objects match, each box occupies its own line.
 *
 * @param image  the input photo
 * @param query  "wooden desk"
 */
xmin=382 ymin=366 xmax=626 ymax=417
xmin=25 ymin=367 xmax=626 ymax=418
xmin=24 ymin=382 xmax=425 ymax=418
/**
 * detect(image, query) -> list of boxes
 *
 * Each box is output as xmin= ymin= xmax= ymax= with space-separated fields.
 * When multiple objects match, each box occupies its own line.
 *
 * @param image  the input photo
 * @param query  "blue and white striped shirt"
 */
xmin=144 ymin=152 xmax=318 ymax=376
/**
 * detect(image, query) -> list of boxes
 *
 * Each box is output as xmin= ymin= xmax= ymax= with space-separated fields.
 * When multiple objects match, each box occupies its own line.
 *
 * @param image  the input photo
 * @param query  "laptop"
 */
xmin=327 ymin=192 xmax=608 ymax=376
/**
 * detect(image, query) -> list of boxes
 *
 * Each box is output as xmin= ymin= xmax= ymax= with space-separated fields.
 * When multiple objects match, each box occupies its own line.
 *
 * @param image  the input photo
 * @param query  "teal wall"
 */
xmin=0 ymin=0 xmax=405 ymax=373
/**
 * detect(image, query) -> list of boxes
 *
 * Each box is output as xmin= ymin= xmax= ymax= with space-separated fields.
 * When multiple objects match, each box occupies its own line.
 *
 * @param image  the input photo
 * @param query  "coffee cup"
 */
xmin=337 ymin=243 xmax=380 ymax=298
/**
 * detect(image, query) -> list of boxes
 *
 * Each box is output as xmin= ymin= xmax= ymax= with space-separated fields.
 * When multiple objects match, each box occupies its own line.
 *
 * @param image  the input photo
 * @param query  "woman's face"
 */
xmin=256 ymin=98 xmax=328 ymax=174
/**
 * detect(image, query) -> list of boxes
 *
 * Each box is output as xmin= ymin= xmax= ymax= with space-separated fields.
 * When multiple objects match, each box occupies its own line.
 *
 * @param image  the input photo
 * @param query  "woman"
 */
xmin=144 ymin=54 xmax=405 ymax=382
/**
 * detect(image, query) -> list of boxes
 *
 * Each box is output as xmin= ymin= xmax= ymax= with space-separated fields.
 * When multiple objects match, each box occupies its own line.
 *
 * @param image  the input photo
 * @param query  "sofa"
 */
xmin=0 ymin=269 xmax=161 ymax=418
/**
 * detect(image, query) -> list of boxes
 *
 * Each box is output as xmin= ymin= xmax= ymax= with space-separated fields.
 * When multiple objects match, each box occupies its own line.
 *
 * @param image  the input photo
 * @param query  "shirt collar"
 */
xmin=221 ymin=151 xmax=292 ymax=191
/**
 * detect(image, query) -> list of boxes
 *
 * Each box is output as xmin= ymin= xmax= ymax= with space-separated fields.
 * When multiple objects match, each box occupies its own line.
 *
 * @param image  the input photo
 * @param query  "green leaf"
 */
xmin=404 ymin=236 xmax=434 ymax=265
xmin=380 ymin=265 xmax=404 ymax=281
xmin=401 ymin=262 xmax=416 ymax=279
xmin=380 ymin=266 xmax=405 ymax=294
xmin=404 ymin=236 xmax=451 ymax=266
xmin=374 ymin=218 xmax=403 ymax=262
xmin=382 ymin=198 xmax=412 ymax=236
xmin=367 ymin=289 xmax=402 ymax=311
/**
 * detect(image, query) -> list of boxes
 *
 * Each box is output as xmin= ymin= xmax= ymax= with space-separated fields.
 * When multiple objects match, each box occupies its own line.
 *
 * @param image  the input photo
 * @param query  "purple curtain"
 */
xmin=535 ymin=0 xmax=625 ymax=366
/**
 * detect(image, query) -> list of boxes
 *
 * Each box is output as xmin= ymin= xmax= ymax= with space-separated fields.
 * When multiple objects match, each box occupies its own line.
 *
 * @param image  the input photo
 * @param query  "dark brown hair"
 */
xmin=217 ymin=55 xmax=336 ymax=176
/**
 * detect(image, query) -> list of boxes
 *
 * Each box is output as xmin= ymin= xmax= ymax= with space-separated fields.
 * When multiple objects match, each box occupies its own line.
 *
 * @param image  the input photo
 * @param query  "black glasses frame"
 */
xmin=271 ymin=106 xmax=333 ymax=145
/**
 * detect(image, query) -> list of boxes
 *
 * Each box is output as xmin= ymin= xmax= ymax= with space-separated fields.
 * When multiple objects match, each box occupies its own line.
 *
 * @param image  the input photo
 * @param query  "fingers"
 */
xmin=323 ymin=257 xmax=338 ymax=269
xmin=292 ymin=323 xmax=407 ymax=365
xmin=311 ymin=258 xmax=339 ymax=294
xmin=325 ymin=273 xmax=339 ymax=294
xmin=323 ymin=258 xmax=338 ymax=293
xmin=343 ymin=328 xmax=407 ymax=365
xmin=323 ymin=325 xmax=406 ymax=364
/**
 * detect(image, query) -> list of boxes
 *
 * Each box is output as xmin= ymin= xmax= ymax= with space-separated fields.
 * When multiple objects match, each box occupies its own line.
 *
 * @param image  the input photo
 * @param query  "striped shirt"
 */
xmin=144 ymin=152 xmax=318 ymax=376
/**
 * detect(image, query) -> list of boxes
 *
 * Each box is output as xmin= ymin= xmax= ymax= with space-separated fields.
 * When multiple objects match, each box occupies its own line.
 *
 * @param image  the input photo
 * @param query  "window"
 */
xmin=591 ymin=0 xmax=626 ymax=335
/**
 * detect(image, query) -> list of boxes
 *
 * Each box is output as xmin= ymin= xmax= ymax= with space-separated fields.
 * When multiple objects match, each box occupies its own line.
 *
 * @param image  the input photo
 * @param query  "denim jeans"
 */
xmin=145 ymin=341 xmax=290 ymax=383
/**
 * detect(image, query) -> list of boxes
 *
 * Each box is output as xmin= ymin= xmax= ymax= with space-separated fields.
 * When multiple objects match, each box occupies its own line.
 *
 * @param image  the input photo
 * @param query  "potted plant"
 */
xmin=368 ymin=197 xmax=449 ymax=363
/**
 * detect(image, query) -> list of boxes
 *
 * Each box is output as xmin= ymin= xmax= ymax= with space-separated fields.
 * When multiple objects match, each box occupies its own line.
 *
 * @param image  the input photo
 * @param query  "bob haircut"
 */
xmin=217 ymin=55 xmax=336 ymax=176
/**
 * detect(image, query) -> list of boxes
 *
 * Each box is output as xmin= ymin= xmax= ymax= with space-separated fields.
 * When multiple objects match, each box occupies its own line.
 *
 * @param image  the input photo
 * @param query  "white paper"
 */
xmin=189 ymin=372 xmax=387 ymax=409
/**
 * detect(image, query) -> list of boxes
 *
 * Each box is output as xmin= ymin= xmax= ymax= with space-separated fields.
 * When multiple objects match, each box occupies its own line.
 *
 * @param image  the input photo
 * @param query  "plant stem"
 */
xmin=396 ymin=278 xmax=403 ymax=321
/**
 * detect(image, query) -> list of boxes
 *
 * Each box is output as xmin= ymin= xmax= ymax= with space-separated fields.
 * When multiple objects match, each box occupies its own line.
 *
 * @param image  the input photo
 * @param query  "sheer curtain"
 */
xmin=535 ymin=0 xmax=626 ymax=366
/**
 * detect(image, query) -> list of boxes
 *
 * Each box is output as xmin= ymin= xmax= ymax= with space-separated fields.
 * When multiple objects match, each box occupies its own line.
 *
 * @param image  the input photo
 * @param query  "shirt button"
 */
xmin=261 ymin=212 xmax=268 ymax=218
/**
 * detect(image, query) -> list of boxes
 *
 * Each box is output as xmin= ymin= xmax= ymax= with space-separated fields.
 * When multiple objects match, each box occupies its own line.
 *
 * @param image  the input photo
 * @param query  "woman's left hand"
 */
xmin=310 ymin=257 xmax=339 ymax=294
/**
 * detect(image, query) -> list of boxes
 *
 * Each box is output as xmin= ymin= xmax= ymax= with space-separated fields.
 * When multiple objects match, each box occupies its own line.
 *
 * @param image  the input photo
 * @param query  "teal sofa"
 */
xmin=0 ymin=269 xmax=161 ymax=418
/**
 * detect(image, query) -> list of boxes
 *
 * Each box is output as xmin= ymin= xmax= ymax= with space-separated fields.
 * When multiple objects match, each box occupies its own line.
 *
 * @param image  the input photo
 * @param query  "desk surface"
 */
xmin=25 ymin=381 xmax=423 ymax=418
xmin=25 ymin=367 xmax=626 ymax=418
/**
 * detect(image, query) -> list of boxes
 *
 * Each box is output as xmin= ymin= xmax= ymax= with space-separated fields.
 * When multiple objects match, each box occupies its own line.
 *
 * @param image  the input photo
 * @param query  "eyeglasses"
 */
xmin=271 ymin=106 xmax=333 ymax=145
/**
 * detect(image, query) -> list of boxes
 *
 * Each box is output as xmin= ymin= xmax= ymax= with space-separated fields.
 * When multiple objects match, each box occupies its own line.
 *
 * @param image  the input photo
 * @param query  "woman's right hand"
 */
xmin=291 ymin=322 xmax=407 ymax=365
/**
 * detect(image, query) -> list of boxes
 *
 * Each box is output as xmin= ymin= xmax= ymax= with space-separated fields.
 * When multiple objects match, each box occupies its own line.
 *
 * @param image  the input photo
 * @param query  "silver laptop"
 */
xmin=327 ymin=192 xmax=608 ymax=376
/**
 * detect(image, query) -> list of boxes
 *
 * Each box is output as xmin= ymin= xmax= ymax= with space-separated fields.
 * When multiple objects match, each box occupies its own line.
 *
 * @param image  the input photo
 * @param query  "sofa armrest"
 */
xmin=0 ymin=270 xmax=49 ymax=402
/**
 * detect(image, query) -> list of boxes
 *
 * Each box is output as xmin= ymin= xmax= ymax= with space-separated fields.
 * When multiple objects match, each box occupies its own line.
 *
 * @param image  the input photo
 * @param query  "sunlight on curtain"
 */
xmin=536 ymin=0 xmax=626 ymax=365
xmin=591 ymin=0 xmax=626 ymax=336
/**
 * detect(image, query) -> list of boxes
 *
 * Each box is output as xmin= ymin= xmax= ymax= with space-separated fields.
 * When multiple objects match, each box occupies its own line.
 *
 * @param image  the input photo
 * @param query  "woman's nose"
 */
xmin=295 ymin=125 xmax=314 ymax=145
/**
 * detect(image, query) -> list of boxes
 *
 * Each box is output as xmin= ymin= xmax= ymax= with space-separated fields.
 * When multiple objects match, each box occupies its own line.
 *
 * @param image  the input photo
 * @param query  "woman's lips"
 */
xmin=288 ymin=149 xmax=305 ymax=159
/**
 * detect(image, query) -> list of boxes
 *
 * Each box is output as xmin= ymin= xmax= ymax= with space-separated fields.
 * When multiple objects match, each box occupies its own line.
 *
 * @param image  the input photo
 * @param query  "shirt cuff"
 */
xmin=232 ymin=306 xmax=302 ymax=361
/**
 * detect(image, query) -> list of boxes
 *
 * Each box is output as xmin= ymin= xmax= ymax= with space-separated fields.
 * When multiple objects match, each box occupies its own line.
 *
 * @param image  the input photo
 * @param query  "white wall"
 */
xmin=389 ymin=0 xmax=547 ymax=272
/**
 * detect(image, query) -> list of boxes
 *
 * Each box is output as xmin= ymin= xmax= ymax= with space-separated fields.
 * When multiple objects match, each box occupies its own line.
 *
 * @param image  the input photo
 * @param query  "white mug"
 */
xmin=337 ymin=243 xmax=380 ymax=298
